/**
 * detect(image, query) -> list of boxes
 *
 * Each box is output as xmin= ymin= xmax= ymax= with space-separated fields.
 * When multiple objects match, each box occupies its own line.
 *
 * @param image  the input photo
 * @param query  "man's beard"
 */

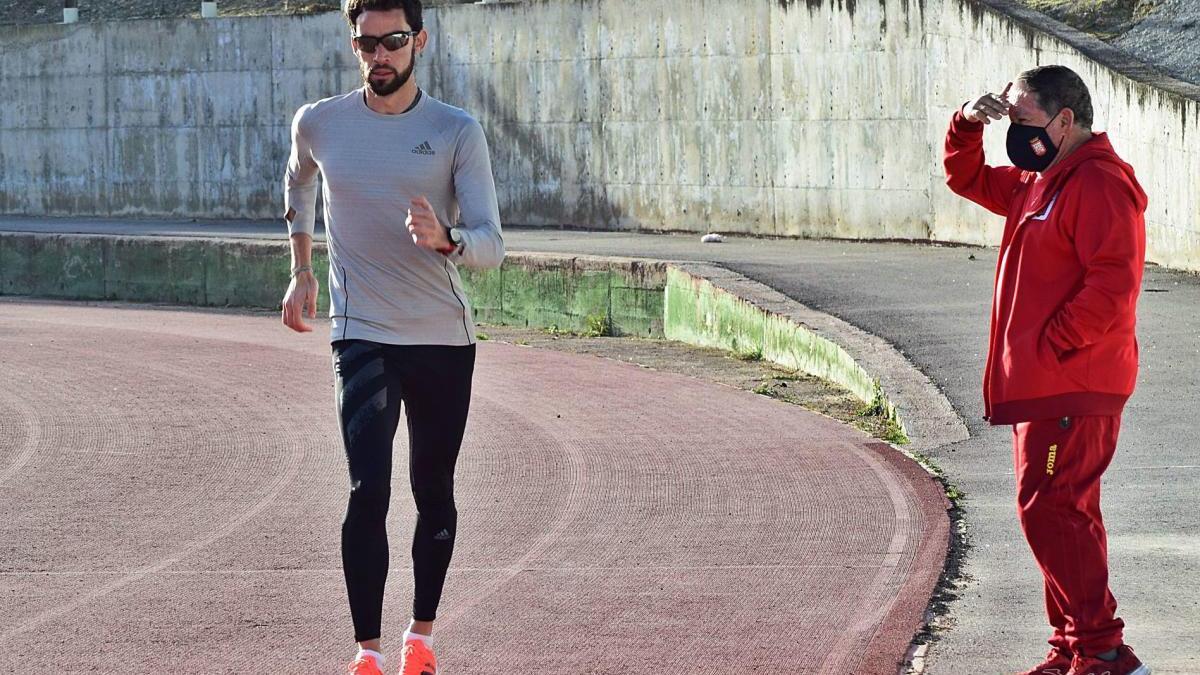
xmin=364 ymin=59 xmax=413 ymax=97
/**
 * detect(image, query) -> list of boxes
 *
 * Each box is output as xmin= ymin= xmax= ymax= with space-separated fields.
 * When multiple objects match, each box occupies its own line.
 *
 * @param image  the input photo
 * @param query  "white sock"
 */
xmin=403 ymin=630 xmax=433 ymax=647
xmin=357 ymin=648 xmax=385 ymax=667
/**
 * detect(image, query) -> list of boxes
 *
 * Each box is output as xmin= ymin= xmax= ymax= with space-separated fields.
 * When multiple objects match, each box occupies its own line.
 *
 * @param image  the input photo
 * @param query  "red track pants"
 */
xmin=1013 ymin=415 xmax=1125 ymax=656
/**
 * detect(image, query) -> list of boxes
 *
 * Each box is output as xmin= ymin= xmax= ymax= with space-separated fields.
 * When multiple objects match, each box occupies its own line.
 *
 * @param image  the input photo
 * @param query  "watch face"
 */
xmin=450 ymin=228 xmax=462 ymax=244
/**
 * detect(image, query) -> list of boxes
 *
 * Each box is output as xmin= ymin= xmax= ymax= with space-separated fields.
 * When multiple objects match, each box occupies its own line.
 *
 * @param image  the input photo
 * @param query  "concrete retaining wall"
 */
xmin=0 ymin=232 xmax=324 ymax=308
xmin=463 ymin=253 xmax=667 ymax=337
xmin=434 ymin=0 xmax=931 ymax=240
xmin=0 ymin=232 xmax=665 ymax=336
xmin=0 ymin=13 xmax=361 ymax=219
xmin=2 ymin=0 xmax=1197 ymax=268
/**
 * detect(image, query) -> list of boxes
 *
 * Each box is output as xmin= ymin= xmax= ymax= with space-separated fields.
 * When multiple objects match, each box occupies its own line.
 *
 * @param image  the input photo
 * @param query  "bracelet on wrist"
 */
xmin=290 ymin=265 xmax=313 ymax=278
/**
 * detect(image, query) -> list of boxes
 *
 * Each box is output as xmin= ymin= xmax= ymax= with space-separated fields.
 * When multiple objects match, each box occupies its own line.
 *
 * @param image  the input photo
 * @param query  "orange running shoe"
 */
xmin=397 ymin=639 xmax=437 ymax=675
xmin=347 ymin=652 xmax=384 ymax=675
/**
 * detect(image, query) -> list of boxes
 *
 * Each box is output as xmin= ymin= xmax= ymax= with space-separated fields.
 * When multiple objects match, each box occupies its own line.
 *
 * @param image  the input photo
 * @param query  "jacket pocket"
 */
xmin=1060 ymin=347 xmax=1089 ymax=380
xmin=1040 ymin=335 xmax=1091 ymax=389
xmin=1035 ymin=333 xmax=1062 ymax=372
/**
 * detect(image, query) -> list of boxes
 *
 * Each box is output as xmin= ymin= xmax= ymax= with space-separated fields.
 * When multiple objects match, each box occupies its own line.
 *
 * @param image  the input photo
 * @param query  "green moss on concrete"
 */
xmin=499 ymin=262 xmax=576 ymax=330
xmin=2 ymin=233 xmax=303 ymax=310
xmin=762 ymin=311 xmax=876 ymax=404
xmin=0 ymin=234 xmax=33 ymax=295
xmin=458 ymin=266 xmax=503 ymax=325
xmin=610 ymin=286 xmax=663 ymax=337
xmin=205 ymin=241 xmax=295 ymax=310
xmin=570 ymin=270 xmax=615 ymax=328
xmin=105 ymin=239 xmax=202 ymax=304
xmin=458 ymin=255 xmax=666 ymax=337
xmin=55 ymin=236 xmax=108 ymax=299
xmin=43 ymin=237 xmax=101 ymax=298
xmin=664 ymin=266 xmax=906 ymax=437
xmin=610 ymin=260 xmax=667 ymax=337
xmin=663 ymin=269 xmax=766 ymax=356
xmin=0 ymin=234 xmax=108 ymax=298
xmin=1 ymin=234 xmax=666 ymax=338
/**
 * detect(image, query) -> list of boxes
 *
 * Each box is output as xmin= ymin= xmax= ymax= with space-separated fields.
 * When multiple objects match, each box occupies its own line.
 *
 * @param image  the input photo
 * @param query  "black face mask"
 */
xmin=1006 ymin=111 xmax=1064 ymax=172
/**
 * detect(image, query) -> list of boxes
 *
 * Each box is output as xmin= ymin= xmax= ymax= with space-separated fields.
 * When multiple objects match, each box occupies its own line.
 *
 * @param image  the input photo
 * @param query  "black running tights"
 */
xmin=332 ymin=339 xmax=475 ymax=642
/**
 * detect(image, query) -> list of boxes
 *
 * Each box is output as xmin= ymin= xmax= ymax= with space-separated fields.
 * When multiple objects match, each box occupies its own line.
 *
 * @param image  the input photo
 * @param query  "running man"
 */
xmin=945 ymin=66 xmax=1149 ymax=675
xmin=281 ymin=1 xmax=504 ymax=672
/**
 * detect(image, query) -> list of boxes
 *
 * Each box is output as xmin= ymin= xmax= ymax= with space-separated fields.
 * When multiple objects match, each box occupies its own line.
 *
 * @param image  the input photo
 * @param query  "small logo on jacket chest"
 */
xmin=412 ymin=141 xmax=435 ymax=156
xmin=1046 ymin=444 xmax=1058 ymax=476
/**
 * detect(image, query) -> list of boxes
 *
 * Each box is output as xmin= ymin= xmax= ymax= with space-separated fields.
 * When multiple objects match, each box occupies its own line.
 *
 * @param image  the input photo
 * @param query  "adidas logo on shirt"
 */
xmin=412 ymin=141 xmax=435 ymax=156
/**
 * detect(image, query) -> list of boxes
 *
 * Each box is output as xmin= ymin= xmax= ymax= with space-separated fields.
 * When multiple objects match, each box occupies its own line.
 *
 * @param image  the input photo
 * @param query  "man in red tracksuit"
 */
xmin=944 ymin=65 xmax=1151 ymax=675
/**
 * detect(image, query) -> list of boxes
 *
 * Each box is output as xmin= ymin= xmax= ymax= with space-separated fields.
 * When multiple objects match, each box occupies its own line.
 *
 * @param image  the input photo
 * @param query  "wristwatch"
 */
xmin=441 ymin=226 xmax=464 ymax=255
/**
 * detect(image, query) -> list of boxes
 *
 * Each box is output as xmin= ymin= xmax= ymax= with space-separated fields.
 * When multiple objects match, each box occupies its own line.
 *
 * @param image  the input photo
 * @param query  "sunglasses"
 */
xmin=353 ymin=30 xmax=418 ymax=54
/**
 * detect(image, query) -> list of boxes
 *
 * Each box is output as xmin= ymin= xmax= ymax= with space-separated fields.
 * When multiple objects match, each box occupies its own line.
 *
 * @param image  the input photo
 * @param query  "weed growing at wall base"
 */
xmin=855 ymin=381 xmax=910 ymax=446
xmin=735 ymin=346 xmax=764 ymax=361
xmin=583 ymin=313 xmax=613 ymax=337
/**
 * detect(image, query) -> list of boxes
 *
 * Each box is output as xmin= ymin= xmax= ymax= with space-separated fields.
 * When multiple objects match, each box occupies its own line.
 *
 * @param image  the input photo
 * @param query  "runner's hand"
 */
xmin=282 ymin=270 xmax=318 ymax=333
xmin=406 ymin=196 xmax=450 ymax=251
xmin=963 ymin=82 xmax=1012 ymax=124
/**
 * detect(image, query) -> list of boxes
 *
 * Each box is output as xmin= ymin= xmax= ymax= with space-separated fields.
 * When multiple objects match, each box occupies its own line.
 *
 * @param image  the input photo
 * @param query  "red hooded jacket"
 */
xmin=944 ymin=111 xmax=1147 ymax=425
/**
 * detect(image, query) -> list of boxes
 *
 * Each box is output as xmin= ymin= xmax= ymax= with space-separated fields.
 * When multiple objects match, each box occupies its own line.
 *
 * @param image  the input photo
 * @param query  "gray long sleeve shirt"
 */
xmin=284 ymin=89 xmax=504 ymax=346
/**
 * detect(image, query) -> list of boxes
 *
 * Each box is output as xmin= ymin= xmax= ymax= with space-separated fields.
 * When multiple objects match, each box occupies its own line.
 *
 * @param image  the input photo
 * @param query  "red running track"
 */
xmin=0 ymin=299 xmax=948 ymax=674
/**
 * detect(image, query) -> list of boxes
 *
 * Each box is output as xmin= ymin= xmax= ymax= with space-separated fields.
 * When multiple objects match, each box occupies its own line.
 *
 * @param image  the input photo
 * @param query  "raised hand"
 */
xmin=963 ymin=82 xmax=1013 ymax=125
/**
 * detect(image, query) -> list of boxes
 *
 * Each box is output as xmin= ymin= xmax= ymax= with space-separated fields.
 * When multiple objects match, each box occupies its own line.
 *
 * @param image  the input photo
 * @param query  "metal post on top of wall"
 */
xmin=201 ymin=1 xmax=218 ymax=18
xmin=62 ymin=0 xmax=79 ymax=24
